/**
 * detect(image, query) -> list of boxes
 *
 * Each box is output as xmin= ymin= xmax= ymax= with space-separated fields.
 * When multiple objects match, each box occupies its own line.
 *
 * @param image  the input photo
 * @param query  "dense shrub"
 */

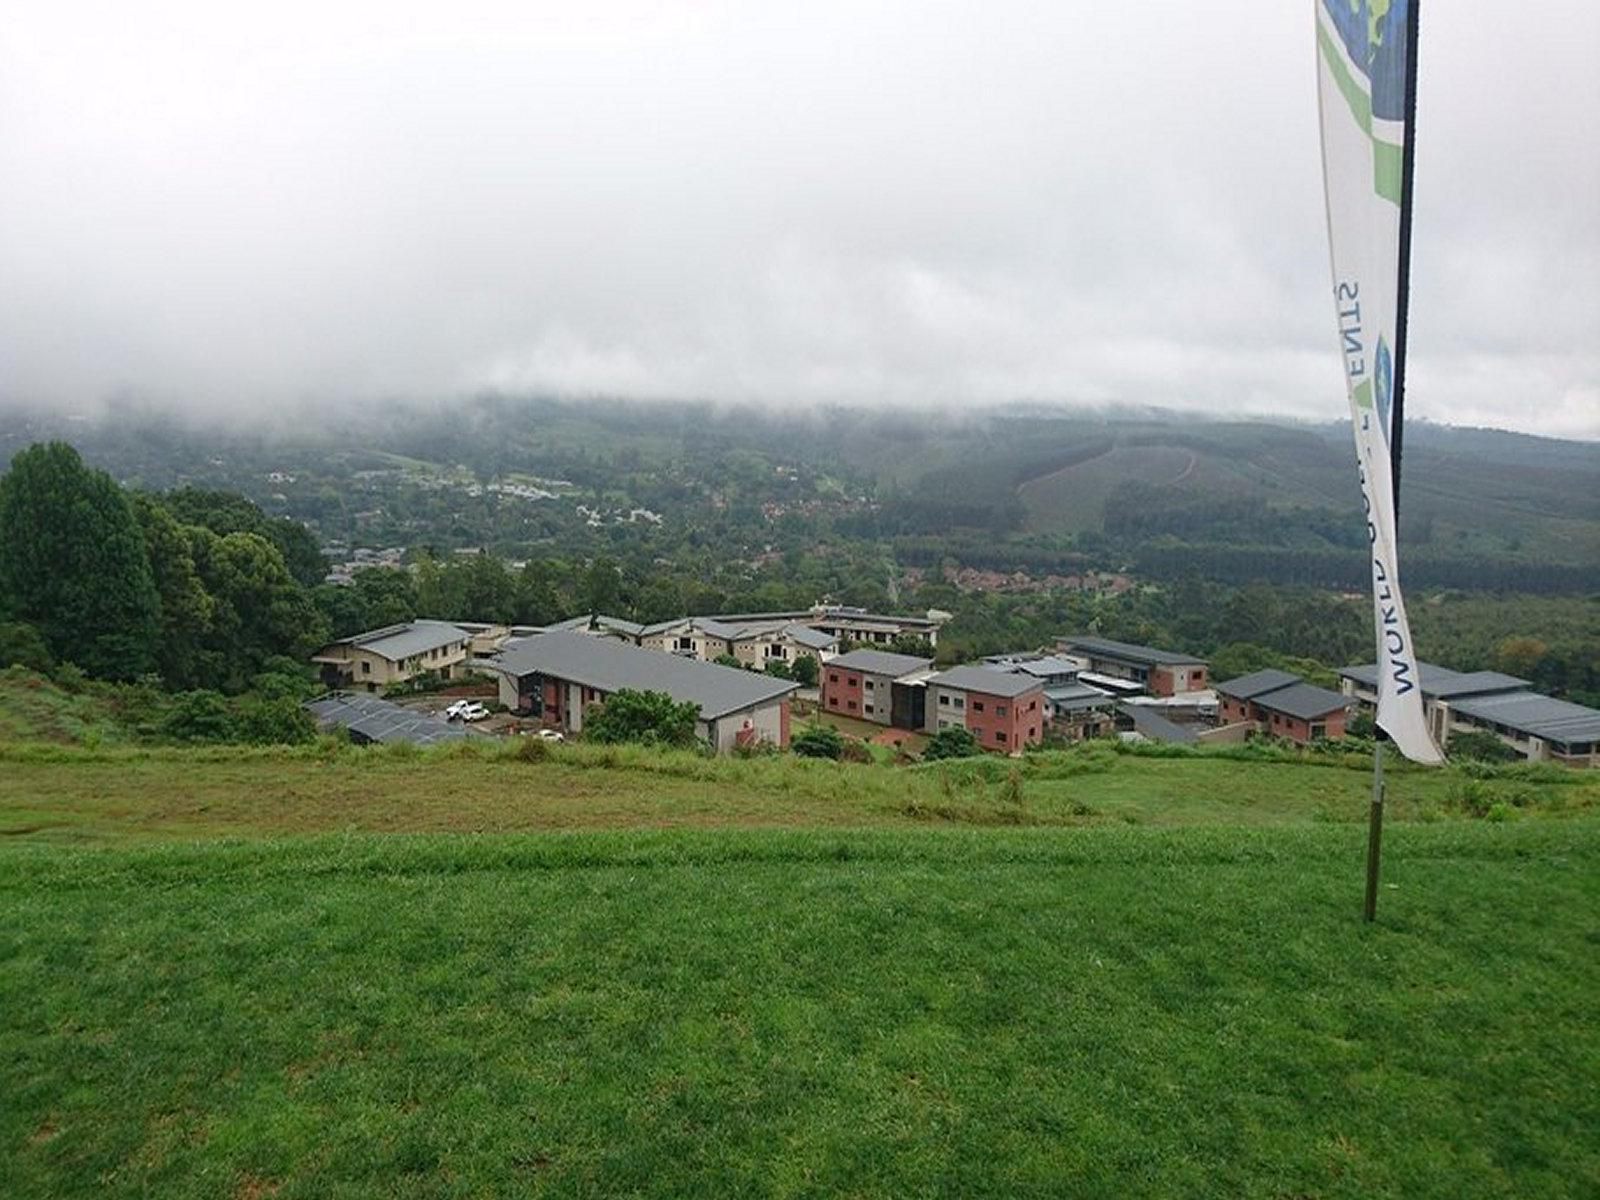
xmin=1447 ymin=730 xmax=1521 ymax=764
xmin=791 ymin=723 xmax=845 ymax=759
xmin=923 ymin=726 xmax=980 ymax=761
xmin=233 ymin=696 xmax=316 ymax=745
xmin=162 ymin=690 xmax=237 ymax=743
xmin=0 ymin=621 xmax=54 ymax=673
xmin=584 ymin=689 xmax=701 ymax=749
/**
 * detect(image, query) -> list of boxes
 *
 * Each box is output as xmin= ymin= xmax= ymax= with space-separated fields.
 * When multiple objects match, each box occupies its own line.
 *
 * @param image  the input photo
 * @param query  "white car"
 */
xmin=535 ymin=728 xmax=565 ymax=742
xmin=445 ymin=700 xmax=490 ymax=722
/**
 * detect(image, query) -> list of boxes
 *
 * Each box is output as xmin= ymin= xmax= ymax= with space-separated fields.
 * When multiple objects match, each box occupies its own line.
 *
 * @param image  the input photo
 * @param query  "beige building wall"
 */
xmin=314 ymin=641 xmax=469 ymax=692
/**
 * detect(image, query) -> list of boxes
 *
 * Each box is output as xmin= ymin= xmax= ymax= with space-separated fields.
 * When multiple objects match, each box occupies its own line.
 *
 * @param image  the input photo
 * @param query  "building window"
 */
xmin=361 ymin=661 xmax=371 ymax=674
xmin=994 ymin=731 xmax=1006 ymax=744
xmin=864 ymin=680 xmax=874 ymax=691
xmin=953 ymin=697 xmax=964 ymax=709
xmin=1028 ymin=726 xmax=1037 ymax=739
xmin=972 ymin=701 xmax=984 ymax=713
xmin=847 ymin=700 xmax=857 ymax=711
xmin=829 ymin=673 xmax=839 ymax=684
xmin=939 ymin=694 xmax=949 ymax=706
xmin=996 ymin=705 xmax=1007 ymax=717
xmin=864 ymin=703 xmax=874 ymax=715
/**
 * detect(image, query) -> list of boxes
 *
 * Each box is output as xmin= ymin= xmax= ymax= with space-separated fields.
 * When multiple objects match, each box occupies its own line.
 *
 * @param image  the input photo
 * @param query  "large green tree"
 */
xmin=130 ymin=494 xmax=215 ymax=689
xmin=189 ymin=529 xmax=328 ymax=691
xmin=159 ymin=487 xmax=327 ymax=588
xmin=0 ymin=443 xmax=160 ymax=679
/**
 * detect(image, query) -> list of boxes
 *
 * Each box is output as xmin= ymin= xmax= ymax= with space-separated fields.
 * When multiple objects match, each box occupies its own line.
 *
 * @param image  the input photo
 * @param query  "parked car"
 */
xmin=535 ymin=728 xmax=565 ymax=742
xmin=445 ymin=700 xmax=490 ymax=722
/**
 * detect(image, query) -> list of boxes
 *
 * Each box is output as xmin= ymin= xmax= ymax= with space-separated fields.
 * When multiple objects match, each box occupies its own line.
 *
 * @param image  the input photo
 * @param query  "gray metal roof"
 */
xmin=983 ymin=654 xmax=1083 ymax=680
xmin=1044 ymin=681 xmax=1117 ymax=712
xmin=547 ymin=614 xmax=646 ymax=638
xmin=693 ymin=618 xmax=746 ymax=640
xmin=827 ymin=648 xmax=935 ymax=677
xmin=783 ymin=623 xmax=838 ymax=650
xmin=1450 ymin=691 xmax=1600 ymax=748
xmin=1061 ymin=635 xmax=1207 ymax=667
xmin=1250 ymin=682 xmax=1350 ymax=721
xmin=305 ymin=692 xmax=471 ymax=745
xmin=489 ymin=631 xmax=797 ymax=719
xmin=1215 ymin=669 xmax=1303 ymax=700
xmin=930 ymin=665 xmax=1046 ymax=698
xmin=1117 ymin=703 xmax=1199 ymax=744
xmin=1338 ymin=661 xmax=1528 ymax=700
xmin=638 ymin=618 xmax=692 ymax=637
xmin=343 ymin=620 xmax=471 ymax=663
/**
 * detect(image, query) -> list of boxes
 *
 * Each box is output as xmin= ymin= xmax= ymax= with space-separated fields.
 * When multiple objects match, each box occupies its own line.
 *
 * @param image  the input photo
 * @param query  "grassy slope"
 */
xmin=3 ymin=823 xmax=1598 ymax=1198
xmin=3 ymin=740 xmax=1596 ymax=843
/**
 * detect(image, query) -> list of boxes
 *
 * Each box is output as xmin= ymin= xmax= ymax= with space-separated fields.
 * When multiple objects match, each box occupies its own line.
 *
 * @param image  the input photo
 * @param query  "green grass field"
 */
xmin=4 ymin=744 xmax=1599 ymax=1197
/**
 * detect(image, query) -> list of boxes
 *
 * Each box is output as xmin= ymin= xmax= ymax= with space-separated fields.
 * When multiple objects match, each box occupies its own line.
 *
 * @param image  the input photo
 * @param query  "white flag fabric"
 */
xmin=1315 ymin=0 xmax=1443 ymax=764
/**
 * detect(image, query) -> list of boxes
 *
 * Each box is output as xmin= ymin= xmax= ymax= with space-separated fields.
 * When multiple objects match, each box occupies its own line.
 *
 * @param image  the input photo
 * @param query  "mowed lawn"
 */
xmin=3 ymin=821 xmax=1598 ymax=1198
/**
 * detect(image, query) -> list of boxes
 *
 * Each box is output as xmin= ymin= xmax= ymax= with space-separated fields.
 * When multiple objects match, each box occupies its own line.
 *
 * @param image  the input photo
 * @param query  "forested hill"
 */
xmin=3 ymin=398 xmax=1595 ymax=594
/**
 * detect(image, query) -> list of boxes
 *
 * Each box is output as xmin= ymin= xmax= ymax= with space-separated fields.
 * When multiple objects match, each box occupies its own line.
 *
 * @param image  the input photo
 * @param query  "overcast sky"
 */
xmin=2 ymin=1 xmax=1596 ymax=437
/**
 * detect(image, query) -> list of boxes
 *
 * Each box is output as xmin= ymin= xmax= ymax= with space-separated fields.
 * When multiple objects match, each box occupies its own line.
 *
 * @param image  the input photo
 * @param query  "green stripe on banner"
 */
xmin=1317 ymin=21 xmax=1403 ymax=208
xmin=1317 ymin=20 xmax=1371 ymax=132
xmin=1372 ymin=139 xmax=1402 ymax=204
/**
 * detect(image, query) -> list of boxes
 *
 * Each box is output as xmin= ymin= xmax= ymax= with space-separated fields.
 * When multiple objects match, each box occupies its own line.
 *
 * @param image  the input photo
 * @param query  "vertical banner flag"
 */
xmin=1315 ymin=0 xmax=1443 ymax=764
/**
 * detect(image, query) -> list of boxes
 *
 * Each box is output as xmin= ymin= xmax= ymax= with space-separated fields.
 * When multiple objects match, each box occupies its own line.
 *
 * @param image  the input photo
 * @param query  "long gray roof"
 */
xmin=305 ymin=692 xmax=471 ymax=745
xmin=548 ymin=613 xmax=646 ymax=638
xmin=1117 ymin=703 xmax=1198 ymax=744
xmin=1338 ymin=661 xmax=1528 ymax=699
xmin=1045 ymin=681 xmax=1117 ymax=712
xmin=1061 ymin=635 xmax=1207 ymax=667
xmin=1215 ymin=669 xmax=1303 ymax=701
xmin=342 ymin=620 xmax=470 ymax=663
xmin=489 ymin=631 xmax=797 ymax=719
xmin=930 ymin=665 xmax=1045 ymax=698
xmin=783 ymin=623 xmax=838 ymax=650
xmin=1450 ymin=691 xmax=1600 ymax=748
xmin=983 ymin=654 xmax=1083 ymax=679
xmin=1250 ymin=682 xmax=1350 ymax=721
xmin=827 ymin=648 xmax=934 ymax=677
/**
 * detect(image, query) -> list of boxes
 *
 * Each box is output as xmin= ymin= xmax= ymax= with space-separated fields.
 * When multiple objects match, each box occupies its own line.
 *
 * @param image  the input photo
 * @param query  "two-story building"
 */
xmin=311 ymin=620 xmax=473 ymax=692
xmin=925 ymin=665 xmax=1046 ymax=754
xmin=981 ymin=654 xmax=1116 ymax=739
xmin=1215 ymin=669 xmax=1351 ymax=744
xmin=1057 ymin=636 xmax=1208 ymax=697
xmin=821 ymin=649 xmax=936 ymax=729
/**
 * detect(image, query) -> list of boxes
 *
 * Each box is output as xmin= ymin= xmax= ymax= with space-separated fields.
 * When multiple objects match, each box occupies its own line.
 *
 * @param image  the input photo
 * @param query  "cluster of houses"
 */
xmin=306 ymin=610 xmax=1599 ymax=767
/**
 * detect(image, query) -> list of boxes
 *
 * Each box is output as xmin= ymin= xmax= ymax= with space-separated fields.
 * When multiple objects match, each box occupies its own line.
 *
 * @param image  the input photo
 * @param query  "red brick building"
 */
xmin=925 ymin=665 xmax=1046 ymax=754
xmin=821 ymin=649 xmax=934 ymax=729
xmin=1215 ymin=669 xmax=1350 ymax=744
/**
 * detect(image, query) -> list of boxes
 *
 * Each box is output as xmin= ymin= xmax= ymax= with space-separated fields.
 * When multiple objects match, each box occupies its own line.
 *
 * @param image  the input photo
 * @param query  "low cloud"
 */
xmin=1 ymin=2 xmax=1594 ymax=438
